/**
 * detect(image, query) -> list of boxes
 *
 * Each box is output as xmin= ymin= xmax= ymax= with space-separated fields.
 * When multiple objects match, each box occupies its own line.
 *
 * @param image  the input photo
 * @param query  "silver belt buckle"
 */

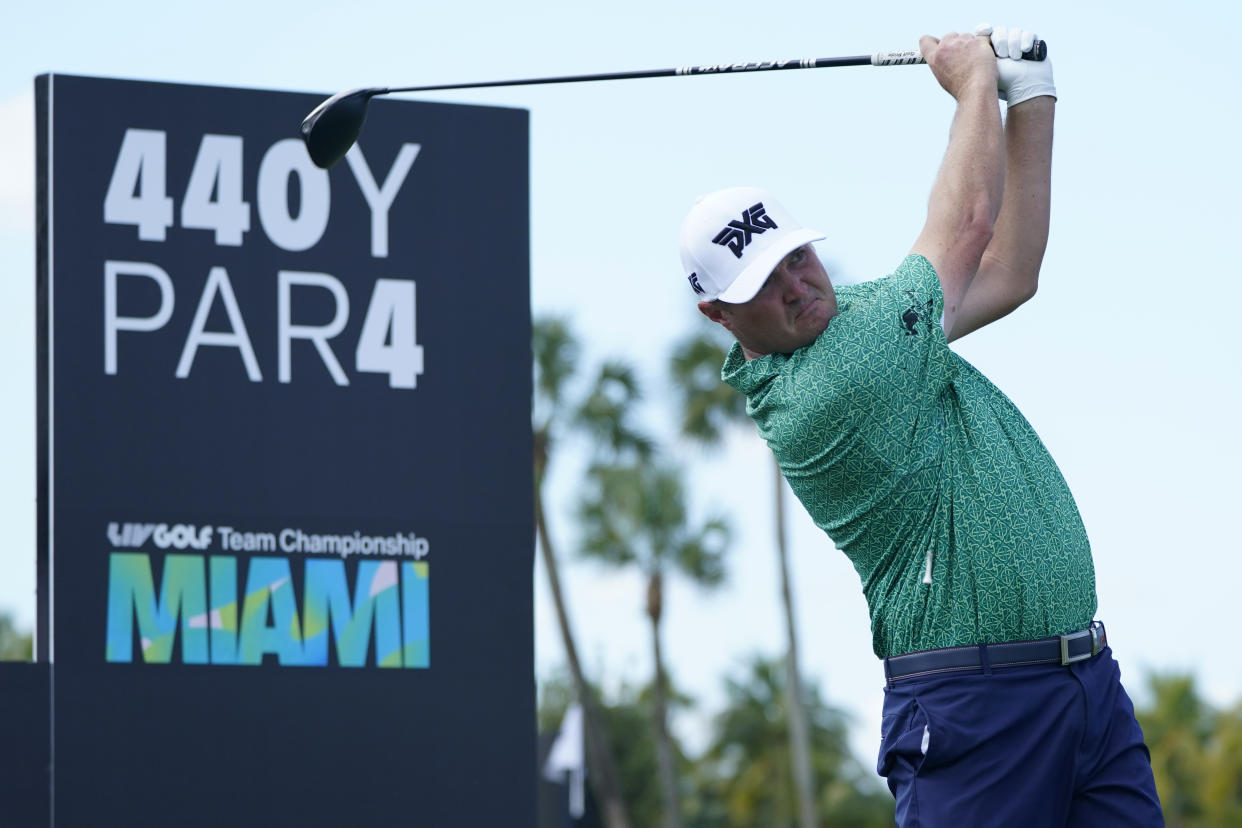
xmin=1060 ymin=628 xmax=1094 ymax=665
xmin=1090 ymin=621 xmax=1107 ymax=653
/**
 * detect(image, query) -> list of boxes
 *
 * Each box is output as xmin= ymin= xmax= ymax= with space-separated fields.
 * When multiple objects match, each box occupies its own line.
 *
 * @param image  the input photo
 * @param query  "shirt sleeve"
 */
xmin=891 ymin=254 xmax=947 ymax=340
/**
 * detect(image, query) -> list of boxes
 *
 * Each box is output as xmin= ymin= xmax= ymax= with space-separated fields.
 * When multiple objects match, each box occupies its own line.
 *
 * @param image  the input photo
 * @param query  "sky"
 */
xmin=3 ymin=0 xmax=1240 ymax=767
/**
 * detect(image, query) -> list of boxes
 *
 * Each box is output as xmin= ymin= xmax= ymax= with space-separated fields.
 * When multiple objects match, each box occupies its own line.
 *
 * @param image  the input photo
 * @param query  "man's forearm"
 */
xmin=985 ymin=97 xmax=1055 ymax=287
xmin=913 ymin=81 xmax=1005 ymax=321
xmin=946 ymin=96 xmax=1054 ymax=340
xmin=934 ymin=82 xmax=1007 ymax=232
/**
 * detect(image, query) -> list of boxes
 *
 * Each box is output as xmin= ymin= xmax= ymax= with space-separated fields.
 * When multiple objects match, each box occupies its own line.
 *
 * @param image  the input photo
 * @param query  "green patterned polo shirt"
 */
xmin=722 ymin=254 xmax=1096 ymax=658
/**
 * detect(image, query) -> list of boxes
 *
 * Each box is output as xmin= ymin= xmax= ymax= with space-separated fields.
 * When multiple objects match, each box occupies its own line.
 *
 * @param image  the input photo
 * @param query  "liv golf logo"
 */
xmin=104 ymin=521 xmax=430 ymax=668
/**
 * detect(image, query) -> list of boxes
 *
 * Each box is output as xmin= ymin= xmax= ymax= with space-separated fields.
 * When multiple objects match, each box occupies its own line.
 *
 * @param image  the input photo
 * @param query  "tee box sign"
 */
xmin=36 ymin=74 xmax=534 ymax=826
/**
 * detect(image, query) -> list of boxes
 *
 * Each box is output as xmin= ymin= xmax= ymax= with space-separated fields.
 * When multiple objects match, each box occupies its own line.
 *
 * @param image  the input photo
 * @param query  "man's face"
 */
xmin=699 ymin=245 xmax=837 ymax=359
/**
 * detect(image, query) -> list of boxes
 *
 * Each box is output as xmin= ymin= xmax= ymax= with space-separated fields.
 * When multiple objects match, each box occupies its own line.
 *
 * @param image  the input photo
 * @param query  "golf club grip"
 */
xmin=872 ymin=39 xmax=1047 ymax=66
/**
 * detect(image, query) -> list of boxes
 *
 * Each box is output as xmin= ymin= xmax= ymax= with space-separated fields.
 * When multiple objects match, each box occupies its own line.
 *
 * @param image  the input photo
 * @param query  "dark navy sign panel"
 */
xmin=0 ymin=663 xmax=50 ymax=828
xmin=36 ymin=73 xmax=533 ymax=826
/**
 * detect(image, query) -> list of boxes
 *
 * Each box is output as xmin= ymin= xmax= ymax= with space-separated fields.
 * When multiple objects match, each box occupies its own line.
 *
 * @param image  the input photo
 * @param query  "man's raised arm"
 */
xmin=947 ymin=25 xmax=1057 ymax=342
xmin=908 ymin=31 xmax=1005 ymax=335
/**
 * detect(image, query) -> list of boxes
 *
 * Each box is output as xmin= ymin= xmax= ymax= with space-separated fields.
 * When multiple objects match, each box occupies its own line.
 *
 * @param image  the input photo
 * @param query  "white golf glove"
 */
xmin=973 ymin=22 xmax=1057 ymax=105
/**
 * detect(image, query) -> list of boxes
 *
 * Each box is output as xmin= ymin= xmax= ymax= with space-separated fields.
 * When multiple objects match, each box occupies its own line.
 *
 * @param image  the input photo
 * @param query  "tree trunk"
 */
xmin=774 ymin=457 xmax=818 ymax=828
xmin=535 ymin=440 xmax=631 ymax=828
xmin=646 ymin=572 xmax=682 ymax=828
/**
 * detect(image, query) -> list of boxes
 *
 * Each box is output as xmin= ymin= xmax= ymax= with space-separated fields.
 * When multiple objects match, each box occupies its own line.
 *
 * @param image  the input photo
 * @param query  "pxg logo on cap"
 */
xmin=679 ymin=186 xmax=824 ymax=304
xmin=712 ymin=202 xmax=777 ymax=259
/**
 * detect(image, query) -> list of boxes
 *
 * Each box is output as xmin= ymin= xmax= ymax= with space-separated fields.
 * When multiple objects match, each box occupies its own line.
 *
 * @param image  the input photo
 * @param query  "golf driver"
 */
xmin=301 ymin=41 xmax=1047 ymax=169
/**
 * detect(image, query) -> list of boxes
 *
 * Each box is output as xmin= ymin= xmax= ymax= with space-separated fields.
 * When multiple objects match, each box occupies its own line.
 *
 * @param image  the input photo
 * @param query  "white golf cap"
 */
xmin=679 ymin=186 xmax=825 ymax=303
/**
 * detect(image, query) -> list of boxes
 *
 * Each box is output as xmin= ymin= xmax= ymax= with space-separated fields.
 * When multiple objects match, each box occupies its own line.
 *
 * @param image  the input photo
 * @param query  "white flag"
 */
xmin=543 ymin=702 xmax=586 ymax=818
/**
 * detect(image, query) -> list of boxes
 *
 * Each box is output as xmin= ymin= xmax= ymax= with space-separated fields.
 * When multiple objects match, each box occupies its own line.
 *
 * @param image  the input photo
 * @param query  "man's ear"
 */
xmin=698 ymin=301 xmax=730 ymax=330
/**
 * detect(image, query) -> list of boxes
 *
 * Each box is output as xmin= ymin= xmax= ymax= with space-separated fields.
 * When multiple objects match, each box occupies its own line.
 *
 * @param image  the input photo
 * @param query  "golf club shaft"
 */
xmin=380 ymin=42 xmax=1045 ymax=94
xmin=300 ymin=40 xmax=1048 ymax=169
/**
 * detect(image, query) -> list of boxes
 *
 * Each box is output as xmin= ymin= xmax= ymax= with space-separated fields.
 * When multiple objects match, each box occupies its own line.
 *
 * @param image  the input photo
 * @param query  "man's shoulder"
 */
xmin=830 ymin=255 xmax=944 ymax=337
xmin=835 ymin=255 xmax=937 ymax=300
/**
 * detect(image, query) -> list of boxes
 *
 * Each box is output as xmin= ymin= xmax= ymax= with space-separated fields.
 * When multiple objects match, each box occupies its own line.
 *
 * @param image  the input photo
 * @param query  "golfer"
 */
xmin=679 ymin=25 xmax=1163 ymax=826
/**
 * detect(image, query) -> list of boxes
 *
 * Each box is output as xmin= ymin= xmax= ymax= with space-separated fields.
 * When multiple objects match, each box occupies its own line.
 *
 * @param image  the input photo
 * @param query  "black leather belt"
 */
xmin=884 ymin=621 xmax=1107 ymax=683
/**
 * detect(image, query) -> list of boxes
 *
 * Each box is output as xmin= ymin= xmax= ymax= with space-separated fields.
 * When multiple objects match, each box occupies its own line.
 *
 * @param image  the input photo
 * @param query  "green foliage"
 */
xmin=532 ymin=316 xmax=579 ymax=417
xmin=1200 ymin=701 xmax=1242 ymax=825
xmin=0 ymin=612 xmax=33 ymax=661
xmin=574 ymin=361 xmax=654 ymax=463
xmin=691 ymin=657 xmax=892 ymax=828
xmin=537 ymin=669 xmax=579 ymax=734
xmin=569 ymin=328 xmax=730 ymax=596
xmin=668 ymin=327 xmax=746 ymax=445
xmin=1136 ymin=672 xmax=1242 ymax=826
xmin=540 ymin=672 xmax=691 ymax=828
xmin=535 ymin=316 xmax=654 ymax=473
xmin=577 ymin=460 xmax=728 ymax=587
xmin=532 ymin=315 xmax=633 ymax=825
xmin=533 ymin=316 xmax=584 ymax=486
xmin=538 ymin=662 xmax=895 ymax=828
xmin=567 ymin=337 xmax=731 ymax=828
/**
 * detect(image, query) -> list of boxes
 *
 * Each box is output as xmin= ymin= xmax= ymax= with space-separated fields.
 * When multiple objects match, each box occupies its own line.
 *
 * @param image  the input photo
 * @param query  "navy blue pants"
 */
xmin=877 ymin=647 xmax=1163 ymax=827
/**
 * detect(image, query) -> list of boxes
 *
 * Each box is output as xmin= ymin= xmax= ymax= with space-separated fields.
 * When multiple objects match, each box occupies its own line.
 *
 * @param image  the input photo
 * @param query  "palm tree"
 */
xmin=533 ymin=317 xmax=630 ymax=828
xmin=578 ymin=453 xmax=730 ymax=828
xmin=1199 ymin=699 xmax=1242 ymax=825
xmin=697 ymin=656 xmax=893 ymax=827
xmin=539 ymin=670 xmax=695 ymax=828
xmin=670 ymin=323 xmax=819 ymax=828
xmin=1140 ymin=673 xmax=1211 ymax=823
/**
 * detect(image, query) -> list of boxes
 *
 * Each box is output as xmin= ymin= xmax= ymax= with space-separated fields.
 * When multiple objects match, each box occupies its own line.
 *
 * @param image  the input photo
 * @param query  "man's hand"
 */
xmin=974 ymin=23 xmax=1057 ymax=105
xmin=919 ymin=31 xmax=999 ymax=101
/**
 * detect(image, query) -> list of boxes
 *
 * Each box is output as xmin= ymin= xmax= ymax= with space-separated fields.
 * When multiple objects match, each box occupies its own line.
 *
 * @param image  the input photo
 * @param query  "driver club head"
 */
xmin=300 ymin=87 xmax=387 ymax=169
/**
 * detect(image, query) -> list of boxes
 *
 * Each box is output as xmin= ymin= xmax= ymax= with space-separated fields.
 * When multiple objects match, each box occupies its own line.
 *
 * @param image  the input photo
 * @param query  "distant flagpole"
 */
xmin=543 ymin=702 xmax=586 ymax=819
